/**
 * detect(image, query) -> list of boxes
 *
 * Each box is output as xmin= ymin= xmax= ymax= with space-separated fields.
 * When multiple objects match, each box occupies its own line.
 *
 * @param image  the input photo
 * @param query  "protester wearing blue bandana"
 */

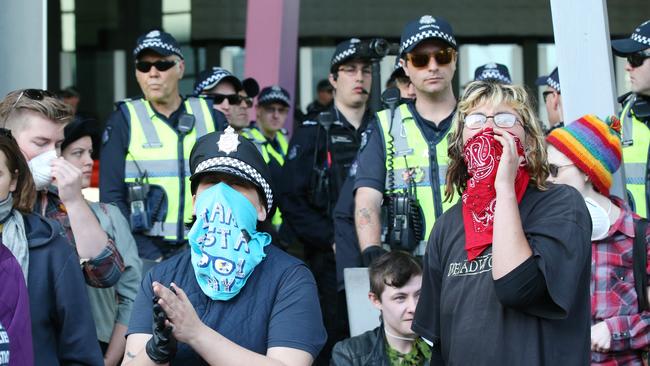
xmin=123 ymin=127 xmax=326 ymax=365
xmin=188 ymin=182 xmax=272 ymax=301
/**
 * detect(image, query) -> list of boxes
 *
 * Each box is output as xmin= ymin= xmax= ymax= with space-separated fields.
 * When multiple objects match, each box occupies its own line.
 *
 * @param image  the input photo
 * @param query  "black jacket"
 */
xmin=331 ymin=326 xmax=431 ymax=366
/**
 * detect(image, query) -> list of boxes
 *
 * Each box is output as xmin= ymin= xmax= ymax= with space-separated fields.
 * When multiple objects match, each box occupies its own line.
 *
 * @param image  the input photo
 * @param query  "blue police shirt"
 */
xmin=99 ymin=97 xmax=227 ymax=259
xmin=127 ymin=245 xmax=327 ymax=364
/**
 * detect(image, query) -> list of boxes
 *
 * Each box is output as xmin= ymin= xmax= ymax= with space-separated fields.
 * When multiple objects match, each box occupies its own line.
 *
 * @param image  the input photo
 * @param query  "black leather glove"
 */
xmin=361 ymin=245 xmax=388 ymax=267
xmin=145 ymin=296 xmax=177 ymax=364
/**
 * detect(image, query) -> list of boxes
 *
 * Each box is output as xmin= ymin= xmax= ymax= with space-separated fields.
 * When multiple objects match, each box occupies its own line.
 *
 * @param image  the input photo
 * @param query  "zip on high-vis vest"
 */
xmin=378 ymin=103 xmax=457 ymax=243
xmin=621 ymin=99 xmax=650 ymax=218
xmin=123 ymin=97 xmax=216 ymax=242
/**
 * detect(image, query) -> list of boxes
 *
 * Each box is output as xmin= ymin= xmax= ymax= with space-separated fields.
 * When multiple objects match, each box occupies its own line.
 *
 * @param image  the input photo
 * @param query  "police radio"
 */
xmin=309 ymin=111 xmax=334 ymax=212
xmin=380 ymin=87 xmax=425 ymax=252
xmin=177 ymin=113 xmax=195 ymax=135
xmin=128 ymin=173 xmax=152 ymax=232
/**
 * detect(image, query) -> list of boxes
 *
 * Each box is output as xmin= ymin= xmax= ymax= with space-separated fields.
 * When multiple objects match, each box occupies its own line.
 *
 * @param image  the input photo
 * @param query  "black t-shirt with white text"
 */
xmin=412 ymin=184 xmax=592 ymax=366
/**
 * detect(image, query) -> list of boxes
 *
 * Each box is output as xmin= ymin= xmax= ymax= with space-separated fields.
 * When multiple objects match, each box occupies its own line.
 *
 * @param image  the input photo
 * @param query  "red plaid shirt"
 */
xmin=591 ymin=197 xmax=650 ymax=365
xmin=35 ymin=189 xmax=125 ymax=288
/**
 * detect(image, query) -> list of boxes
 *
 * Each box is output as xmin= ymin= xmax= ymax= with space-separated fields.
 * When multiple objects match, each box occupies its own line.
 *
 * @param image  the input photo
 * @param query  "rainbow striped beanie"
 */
xmin=546 ymin=114 xmax=622 ymax=196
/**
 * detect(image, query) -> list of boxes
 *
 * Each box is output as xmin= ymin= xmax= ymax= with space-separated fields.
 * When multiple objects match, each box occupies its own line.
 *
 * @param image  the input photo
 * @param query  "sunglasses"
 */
xmin=626 ymin=50 xmax=650 ymax=68
xmin=3 ymin=89 xmax=57 ymax=127
xmin=406 ymin=48 xmax=456 ymax=68
xmin=464 ymin=113 xmax=519 ymax=129
xmin=205 ymin=93 xmax=245 ymax=106
xmin=548 ymin=163 xmax=574 ymax=178
xmin=135 ymin=60 xmax=178 ymax=73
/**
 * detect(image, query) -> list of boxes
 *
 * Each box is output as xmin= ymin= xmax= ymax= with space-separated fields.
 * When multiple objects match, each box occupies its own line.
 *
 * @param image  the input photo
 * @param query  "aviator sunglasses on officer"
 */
xmin=135 ymin=59 xmax=180 ymax=73
xmin=464 ymin=112 xmax=520 ymax=129
xmin=627 ymin=49 xmax=650 ymax=68
xmin=406 ymin=47 xmax=456 ymax=68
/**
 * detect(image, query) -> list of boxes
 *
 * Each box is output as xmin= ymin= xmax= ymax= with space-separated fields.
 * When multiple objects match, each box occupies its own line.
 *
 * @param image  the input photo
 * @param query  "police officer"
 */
xmin=385 ymin=58 xmax=416 ymax=100
xmin=474 ymin=62 xmax=512 ymax=84
xmin=242 ymin=85 xmax=291 ymax=230
xmin=281 ymin=38 xmax=373 ymax=364
xmin=354 ymin=15 xmax=458 ymax=265
xmin=100 ymin=30 xmax=226 ymax=260
xmin=536 ymin=67 xmax=564 ymax=133
xmin=612 ymin=19 xmax=650 ymax=218
xmin=194 ymin=67 xmax=252 ymax=131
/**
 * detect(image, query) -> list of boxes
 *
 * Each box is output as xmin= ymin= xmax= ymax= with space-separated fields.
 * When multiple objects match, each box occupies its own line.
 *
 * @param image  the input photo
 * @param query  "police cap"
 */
xmin=330 ymin=38 xmax=371 ymax=73
xmin=536 ymin=67 xmax=561 ymax=92
xmin=193 ymin=67 xmax=243 ymax=96
xmin=189 ymin=126 xmax=274 ymax=212
xmin=399 ymin=15 xmax=457 ymax=56
xmin=474 ymin=63 xmax=512 ymax=84
xmin=612 ymin=20 xmax=650 ymax=55
xmin=257 ymin=85 xmax=291 ymax=107
xmin=133 ymin=29 xmax=183 ymax=60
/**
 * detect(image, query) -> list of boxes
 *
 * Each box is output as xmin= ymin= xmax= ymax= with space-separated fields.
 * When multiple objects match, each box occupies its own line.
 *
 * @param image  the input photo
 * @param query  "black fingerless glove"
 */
xmin=145 ymin=297 xmax=177 ymax=364
xmin=361 ymin=245 xmax=388 ymax=267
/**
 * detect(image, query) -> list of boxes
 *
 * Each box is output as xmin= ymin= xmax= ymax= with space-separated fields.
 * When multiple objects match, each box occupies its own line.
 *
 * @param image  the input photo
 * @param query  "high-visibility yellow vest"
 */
xmin=241 ymin=127 xmax=288 ymax=226
xmin=377 ymin=104 xmax=456 ymax=243
xmin=620 ymin=97 xmax=650 ymax=218
xmin=123 ymin=97 xmax=216 ymax=241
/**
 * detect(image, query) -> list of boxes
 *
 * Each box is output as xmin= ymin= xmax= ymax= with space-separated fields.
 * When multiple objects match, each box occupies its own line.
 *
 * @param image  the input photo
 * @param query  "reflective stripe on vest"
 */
xmin=124 ymin=97 xmax=216 ymax=241
xmin=242 ymin=128 xmax=289 ymax=166
xmin=241 ymin=127 xmax=286 ymax=226
xmin=378 ymin=104 xmax=456 ymax=242
xmin=621 ymin=99 xmax=650 ymax=218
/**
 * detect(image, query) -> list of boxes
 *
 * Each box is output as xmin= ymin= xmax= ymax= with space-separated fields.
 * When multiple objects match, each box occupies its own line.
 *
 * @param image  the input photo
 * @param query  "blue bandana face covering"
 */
xmin=188 ymin=182 xmax=271 ymax=300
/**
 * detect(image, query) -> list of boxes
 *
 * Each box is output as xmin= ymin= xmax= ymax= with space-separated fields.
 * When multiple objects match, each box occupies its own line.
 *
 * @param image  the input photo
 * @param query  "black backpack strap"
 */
xmin=633 ymin=217 xmax=649 ymax=312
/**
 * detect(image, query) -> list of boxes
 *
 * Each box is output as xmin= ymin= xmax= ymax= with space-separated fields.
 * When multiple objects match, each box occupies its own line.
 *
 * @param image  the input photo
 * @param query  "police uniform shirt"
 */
xmin=353 ymin=100 xmax=454 ymax=194
xmin=99 ymin=97 xmax=227 ymax=259
xmin=281 ymin=105 xmax=372 ymax=250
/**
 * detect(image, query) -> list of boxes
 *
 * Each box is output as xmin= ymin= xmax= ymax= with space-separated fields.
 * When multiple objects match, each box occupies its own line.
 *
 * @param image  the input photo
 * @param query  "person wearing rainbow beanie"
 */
xmin=546 ymin=114 xmax=650 ymax=364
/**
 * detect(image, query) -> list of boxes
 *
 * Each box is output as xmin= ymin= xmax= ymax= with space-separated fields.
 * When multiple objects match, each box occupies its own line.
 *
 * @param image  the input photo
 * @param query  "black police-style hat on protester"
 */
xmin=133 ymin=29 xmax=183 ymax=59
xmin=536 ymin=67 xmax=561 ymax=92
xmin=62 ymin=117 xmax=101 ymax=159
xmin=399 ymin=15 xmax=457 ymax=56
xmin=612 ymin=20 xmax=650 ymax=55
xmin=330 ymin=38 xmax=370 ymax=73
xmin=189 ymin=126 xmax=274 ymax=213
xmin=474 ymin=63 xmax=512 ymax=84
xmin=257 ymin=86 xmax=291 ymax=107
xmin=193 ymin=67 xmax=243 ymax=96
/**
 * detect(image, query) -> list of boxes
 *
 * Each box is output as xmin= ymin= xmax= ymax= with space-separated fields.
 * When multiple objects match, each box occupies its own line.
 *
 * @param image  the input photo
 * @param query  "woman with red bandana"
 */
xmin=412 ymin=81 xmax=592 ymax=365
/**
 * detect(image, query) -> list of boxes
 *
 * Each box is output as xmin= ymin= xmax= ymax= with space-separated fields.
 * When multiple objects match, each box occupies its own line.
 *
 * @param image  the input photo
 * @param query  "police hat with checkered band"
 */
xmin=193 ymin=67 xmax=243 ymax=96
xmin=474 ymin=63 xmax=512 ymax=84
xmin=535 ymin=67 xmax=561 ymax=92
xmin=189 ymin=126 xmax=274 ymax=212
xmin=612 ymin=20 xmax=650 ymax=55
xmin=399 ymin=15 xmax=457 ymax=56
xmin=257 ymin=85 xmax=291 ymax=107
xmin=330 ymin=38 xmax=371 ymax=73
xmin=133 ymin=29 xmax=183 ymax=59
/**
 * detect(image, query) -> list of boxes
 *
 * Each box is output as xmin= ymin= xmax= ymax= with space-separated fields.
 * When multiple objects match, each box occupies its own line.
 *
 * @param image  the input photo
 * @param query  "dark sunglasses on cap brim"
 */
xmin=135 ymin=60 xmax=179 ymax=73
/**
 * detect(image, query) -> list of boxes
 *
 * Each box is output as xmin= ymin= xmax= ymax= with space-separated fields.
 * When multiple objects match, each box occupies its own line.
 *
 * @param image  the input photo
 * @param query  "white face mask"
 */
xmin=28 ymin=150 xmax=57 ymax=191
xmin=584 ymin=197 xmax=611 ymax=241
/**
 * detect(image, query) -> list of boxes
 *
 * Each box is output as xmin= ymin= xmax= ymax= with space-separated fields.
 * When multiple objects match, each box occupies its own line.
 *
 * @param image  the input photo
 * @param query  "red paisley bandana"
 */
xmin=462 ymin=128 xmax=530 ymax=261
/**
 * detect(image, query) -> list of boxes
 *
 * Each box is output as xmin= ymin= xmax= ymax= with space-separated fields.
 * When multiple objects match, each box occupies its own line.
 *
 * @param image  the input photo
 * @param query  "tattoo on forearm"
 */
xmin=356 ymin=207 xmax=374 ymax=227
xmin=126 ymin=351 xmax=136 ymax=359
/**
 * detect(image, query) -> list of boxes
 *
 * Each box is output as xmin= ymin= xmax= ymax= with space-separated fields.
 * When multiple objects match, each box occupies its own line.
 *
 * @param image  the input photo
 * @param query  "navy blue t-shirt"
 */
xmin=127 ymin=245 xmax=327 ymax=364
xmin=354 ymin=101 xmax=453 ymax=193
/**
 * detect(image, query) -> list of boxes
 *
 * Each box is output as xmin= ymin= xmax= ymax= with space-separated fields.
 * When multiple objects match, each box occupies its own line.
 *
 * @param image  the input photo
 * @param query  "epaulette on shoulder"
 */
xmin=618 ymin=91 xmax=634 ymax=105
xmin=279 ymin=128 xmax=288 ymax=135
xmin=113 ymin=98 xmax=132 ymax=109
xmin=301 ymin=120 xmax=319 ymax=127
